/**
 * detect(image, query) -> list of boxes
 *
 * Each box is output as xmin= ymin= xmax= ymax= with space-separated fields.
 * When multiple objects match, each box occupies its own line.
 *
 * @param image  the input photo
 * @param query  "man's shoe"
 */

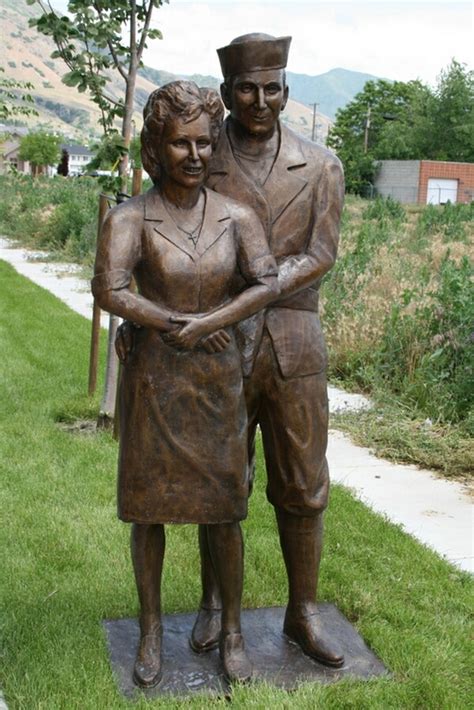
xmin=284 ymin=609 xmax=344 ymax=668
xmin=219 ymin=632 xmax=253 ymax=683
xmin=133 ymin=625 xmax=163 ymax=688
xmin=189 ymin=606 xmax=221 ymax=653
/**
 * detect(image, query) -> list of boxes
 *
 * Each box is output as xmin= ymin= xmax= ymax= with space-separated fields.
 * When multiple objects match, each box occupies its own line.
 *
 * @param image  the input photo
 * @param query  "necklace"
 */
xmin=162 ymin=192 xmax=205 ymax=248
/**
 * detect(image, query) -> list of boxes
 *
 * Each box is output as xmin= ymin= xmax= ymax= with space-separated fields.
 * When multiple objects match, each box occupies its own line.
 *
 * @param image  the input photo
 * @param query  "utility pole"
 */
xmin=311 ymin=102 xmax=318 ymax=142
xmin=364 ymin=104 xmax=371 ymax=154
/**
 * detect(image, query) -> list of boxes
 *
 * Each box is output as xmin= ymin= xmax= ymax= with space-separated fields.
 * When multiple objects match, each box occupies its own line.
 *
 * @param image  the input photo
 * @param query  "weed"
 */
xmin=322 ymin=195 xmax=473 ymax=433
xmin=417 ymin=202 xmax=473 ymax=242
xmin=363 ymin=195 xmax=406 ymax=222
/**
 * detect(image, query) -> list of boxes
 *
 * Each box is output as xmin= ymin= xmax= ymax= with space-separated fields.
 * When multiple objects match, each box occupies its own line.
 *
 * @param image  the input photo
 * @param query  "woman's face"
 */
xmin=158 ymin=112 xmax=212 ymax=189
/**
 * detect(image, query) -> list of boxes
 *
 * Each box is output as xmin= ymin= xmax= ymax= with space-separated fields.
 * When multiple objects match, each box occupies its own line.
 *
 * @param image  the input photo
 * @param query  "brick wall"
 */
xmin=418 ymin=161 xmax=474 ymax=204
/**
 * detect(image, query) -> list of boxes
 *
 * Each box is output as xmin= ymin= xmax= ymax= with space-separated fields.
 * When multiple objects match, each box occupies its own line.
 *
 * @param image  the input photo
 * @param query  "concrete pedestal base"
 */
xmin=103 ymin=604 xmax=387 ymax=699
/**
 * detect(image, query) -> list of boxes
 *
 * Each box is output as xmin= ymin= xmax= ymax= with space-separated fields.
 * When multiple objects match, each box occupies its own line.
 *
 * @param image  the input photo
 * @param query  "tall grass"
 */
xmin=0 ymin=173 xmax=100 ymax=265
xmin=322 ymin=196 xmax=473 ymax=434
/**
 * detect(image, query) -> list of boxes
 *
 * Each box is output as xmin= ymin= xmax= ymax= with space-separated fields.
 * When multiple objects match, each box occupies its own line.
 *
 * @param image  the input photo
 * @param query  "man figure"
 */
xmin=191 ymin=33 xmax=345 ymax=667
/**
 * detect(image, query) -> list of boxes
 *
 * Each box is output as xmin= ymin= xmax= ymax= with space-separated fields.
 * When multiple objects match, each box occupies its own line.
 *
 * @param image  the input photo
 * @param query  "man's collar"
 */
xmin=209 ymin=118 xmax=307 ymax=175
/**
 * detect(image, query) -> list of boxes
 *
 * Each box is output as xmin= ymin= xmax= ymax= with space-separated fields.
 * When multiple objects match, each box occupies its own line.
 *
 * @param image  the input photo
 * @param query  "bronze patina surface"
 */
xmin=103 ymin=606 xmax=388 ymax=699
xmin=93 ymin=81 xmax=279 ymax=687
xmin=109 ymin=31 xmax=348 ymax=684
xmin=192 ymin=33 xmax=346 ymax=668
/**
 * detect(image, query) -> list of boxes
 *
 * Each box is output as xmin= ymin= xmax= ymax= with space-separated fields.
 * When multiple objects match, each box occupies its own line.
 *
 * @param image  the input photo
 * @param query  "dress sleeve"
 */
xmin=233 ymin=204 xmax=278 ymax=286
xmin=91 ymin=201 xmax=141 ymax=299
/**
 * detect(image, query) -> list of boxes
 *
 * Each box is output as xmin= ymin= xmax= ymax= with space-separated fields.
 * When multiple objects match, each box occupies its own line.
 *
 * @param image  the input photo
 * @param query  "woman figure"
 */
xmin=92 ymin=81 xmax=279 ymax=687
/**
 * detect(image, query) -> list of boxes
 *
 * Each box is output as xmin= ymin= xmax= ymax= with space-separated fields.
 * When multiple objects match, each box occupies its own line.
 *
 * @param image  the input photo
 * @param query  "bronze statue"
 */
xmin=189 ymin=33 xmax=346 ymax=668
xmin=116 ymin=33 xmax=345 ymax=672
xmin=92 ymin=81 xmax=279 ymax=687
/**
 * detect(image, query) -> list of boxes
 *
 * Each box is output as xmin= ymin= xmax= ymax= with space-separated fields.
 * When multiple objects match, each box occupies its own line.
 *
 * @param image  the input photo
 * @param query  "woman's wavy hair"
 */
xmin=141 ymin=80 xmax=224 ymax=184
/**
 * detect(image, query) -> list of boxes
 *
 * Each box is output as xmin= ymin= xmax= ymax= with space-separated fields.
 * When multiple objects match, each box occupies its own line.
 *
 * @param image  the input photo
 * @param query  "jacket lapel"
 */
xmin=194 ymin=188 xmax=230 ymax=257
xmin=143 ymin=187 xmax=196 ymax=261
xmin=262 ymin=124 xmax=308 ymax=226
xmin=208 ymin=120 xmax=308 ymax=231
xmin=143 ymin=187 xmax=229 ymax=261
xmin=208 ymin=120 xmax=271 ymax=227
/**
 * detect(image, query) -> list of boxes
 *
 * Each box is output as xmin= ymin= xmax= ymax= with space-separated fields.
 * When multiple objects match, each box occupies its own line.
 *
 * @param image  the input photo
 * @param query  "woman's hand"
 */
xmin=163 ymin=315 xmax=213 ymax=350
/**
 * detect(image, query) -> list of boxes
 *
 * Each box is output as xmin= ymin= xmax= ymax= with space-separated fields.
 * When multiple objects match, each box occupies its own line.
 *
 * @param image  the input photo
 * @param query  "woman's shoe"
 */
xmin=133 ymin=624 xmax=163 ymax=688
xmin=219 ymin=631 xmax=253 ymax=683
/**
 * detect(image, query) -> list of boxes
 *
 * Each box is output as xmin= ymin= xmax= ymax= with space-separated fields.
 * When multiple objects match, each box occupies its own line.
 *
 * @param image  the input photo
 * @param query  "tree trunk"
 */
xmin=118 ymin=63 xmax=138 ymax=190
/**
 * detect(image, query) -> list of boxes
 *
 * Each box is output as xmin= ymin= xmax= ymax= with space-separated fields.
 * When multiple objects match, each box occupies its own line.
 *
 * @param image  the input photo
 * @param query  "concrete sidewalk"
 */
xmin=328 ymin=431 xmax=472 ymax=572
xmin=1 ymin=238 xmax=472 ymax=573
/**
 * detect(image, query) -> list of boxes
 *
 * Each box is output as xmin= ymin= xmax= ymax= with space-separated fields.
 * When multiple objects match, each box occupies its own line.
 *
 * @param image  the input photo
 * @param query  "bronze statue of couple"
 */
xmin=92 ymin=32 xmax=344 ymax=688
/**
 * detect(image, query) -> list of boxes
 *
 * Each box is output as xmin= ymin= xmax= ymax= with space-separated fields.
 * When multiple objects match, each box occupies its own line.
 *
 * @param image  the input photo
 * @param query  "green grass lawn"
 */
xmin=1 ymin=261 xmax=472 ymax=709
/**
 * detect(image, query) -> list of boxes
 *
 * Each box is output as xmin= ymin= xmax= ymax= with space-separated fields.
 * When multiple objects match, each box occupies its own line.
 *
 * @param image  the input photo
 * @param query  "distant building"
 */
xmin=374 ymin=160 xmax=474 ymax=205
xmin=0 ymin=128 xmax=94 ymax=176
xmin=0 ymin=126 xmax=30 ymax=174
xmin=60 ymin=143 xmax=94 ymax=175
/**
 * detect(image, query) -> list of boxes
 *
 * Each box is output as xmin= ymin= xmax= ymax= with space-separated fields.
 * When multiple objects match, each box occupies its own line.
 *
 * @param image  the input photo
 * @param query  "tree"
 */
xmin=327 ymin=60 xmax=474 ymax=194
xmin=327 ymin=78 xmax=433 ymax=194
xmin=430 ymin=60 xmax=474 ymax=163
xmin=28 ymin=1 xmax=167 ymax=428
xmin=18 ymin=130 xmax=62 ymax=175
xmin=28 ymin=0 xmax=166 ymax=188
xmin=0 ymin=67 xmax=38 ymax=121
xmin=129 ymin=134 xmax=142 ymax=169
xmin=57 ymin=148 xmax=69 ymax=176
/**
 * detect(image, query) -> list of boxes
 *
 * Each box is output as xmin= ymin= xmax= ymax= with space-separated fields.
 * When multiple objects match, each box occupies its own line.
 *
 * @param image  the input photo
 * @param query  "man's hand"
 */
xmin=115 ymin=321 xmax=135 ymax=363
xmin=201 ymin=329 xmax=231 ymax=353
xmin=116 ymin=317 xmax=231 ymax=356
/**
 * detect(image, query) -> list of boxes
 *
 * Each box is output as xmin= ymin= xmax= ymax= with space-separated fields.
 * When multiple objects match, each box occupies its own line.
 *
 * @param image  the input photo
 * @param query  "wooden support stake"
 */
xmin=88 ymin=193 xmax=110 ymax=396
xmin=132 ymin=167 xmax=143 ymax=197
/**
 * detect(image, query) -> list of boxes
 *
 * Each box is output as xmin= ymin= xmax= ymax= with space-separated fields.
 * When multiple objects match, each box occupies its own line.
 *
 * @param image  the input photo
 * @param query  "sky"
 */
xmin=142 ymin=1 xmax=473 ymax=85
xmin=52 ymin=1 xmax=473 ymax=86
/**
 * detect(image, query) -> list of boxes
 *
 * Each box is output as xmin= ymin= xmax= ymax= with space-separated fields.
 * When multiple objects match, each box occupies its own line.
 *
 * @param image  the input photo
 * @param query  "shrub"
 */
xmin=363 ymin=195 xmax=406 ymax=222
xmin=322 ymin=196 xmax=473 ymax=427
xmin=417 ymin=202 xmax=473 ymax=242
xmin=375 ymin=254 xmax=473 ymax=423
xmin=0 ymin=174 xmax=100 ymax=264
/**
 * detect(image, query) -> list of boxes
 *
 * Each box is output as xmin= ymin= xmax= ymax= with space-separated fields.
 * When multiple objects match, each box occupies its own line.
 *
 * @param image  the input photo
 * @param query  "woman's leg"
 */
xmin=189 ymin=525 xmax=222 ymax=652
xmin=131 ymin=522 xmax=165 ymax=687
xmin=206 ymin=522 xmax=252 ymax=682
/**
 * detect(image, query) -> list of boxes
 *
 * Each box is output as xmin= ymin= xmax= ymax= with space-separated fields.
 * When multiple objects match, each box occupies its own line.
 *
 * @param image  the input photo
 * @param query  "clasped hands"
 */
xmin=163 ymin=315 xmax=230 ymax=353
xmin=115 ymin=315 xmax=230 ymax=363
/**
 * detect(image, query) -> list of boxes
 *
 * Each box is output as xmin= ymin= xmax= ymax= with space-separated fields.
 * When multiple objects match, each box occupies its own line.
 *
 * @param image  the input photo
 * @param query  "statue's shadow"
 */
xmin=103 ymin=604 xmax=388 ymax=699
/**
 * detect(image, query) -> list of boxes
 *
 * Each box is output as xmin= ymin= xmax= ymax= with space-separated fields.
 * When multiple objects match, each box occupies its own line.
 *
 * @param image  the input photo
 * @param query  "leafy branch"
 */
xmin=0 ymin=67 xmax=38 ymax=121
xmin=28 ymin=0 xmax=166 ymax=188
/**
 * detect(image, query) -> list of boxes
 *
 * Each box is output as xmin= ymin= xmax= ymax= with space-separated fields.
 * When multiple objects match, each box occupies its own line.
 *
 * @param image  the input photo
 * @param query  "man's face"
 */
xmin=222 ymin=69 xmax=289 ymax=138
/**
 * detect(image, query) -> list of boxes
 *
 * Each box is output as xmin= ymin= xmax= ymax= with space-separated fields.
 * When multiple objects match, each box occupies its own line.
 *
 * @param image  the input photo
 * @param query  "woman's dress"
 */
xmin=92 ymin=187 xmax=276 ymax=524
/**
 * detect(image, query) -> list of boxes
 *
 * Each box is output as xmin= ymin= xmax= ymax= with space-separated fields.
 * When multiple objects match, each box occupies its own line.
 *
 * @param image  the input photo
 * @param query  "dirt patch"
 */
xmin=57 ymin=419 xmax=97 ymax=435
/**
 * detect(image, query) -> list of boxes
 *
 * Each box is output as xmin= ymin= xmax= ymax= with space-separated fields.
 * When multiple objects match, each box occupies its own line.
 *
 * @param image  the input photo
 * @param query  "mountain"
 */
xmin=286 ymin=68 xmax=381 ymax=119
xmin=0 ymin=0 xmax=379 ymax=142
xmin=138 ymin=67 xmax=334 ymax=142
xmin=0 ymin=0 xmax=160 ymax=140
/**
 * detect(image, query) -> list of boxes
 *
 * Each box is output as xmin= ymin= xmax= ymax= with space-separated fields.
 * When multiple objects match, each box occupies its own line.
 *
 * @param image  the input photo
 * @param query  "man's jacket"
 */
xmin=207 ymin=119 xmax=345 ymax=379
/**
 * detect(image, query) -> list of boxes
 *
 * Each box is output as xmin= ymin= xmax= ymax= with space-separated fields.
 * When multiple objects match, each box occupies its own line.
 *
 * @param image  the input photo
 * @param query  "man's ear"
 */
xmin=281 ymin=84 xmax=289 ymax=112
xmin=220 ymin=82 xmax=232 ymax=111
